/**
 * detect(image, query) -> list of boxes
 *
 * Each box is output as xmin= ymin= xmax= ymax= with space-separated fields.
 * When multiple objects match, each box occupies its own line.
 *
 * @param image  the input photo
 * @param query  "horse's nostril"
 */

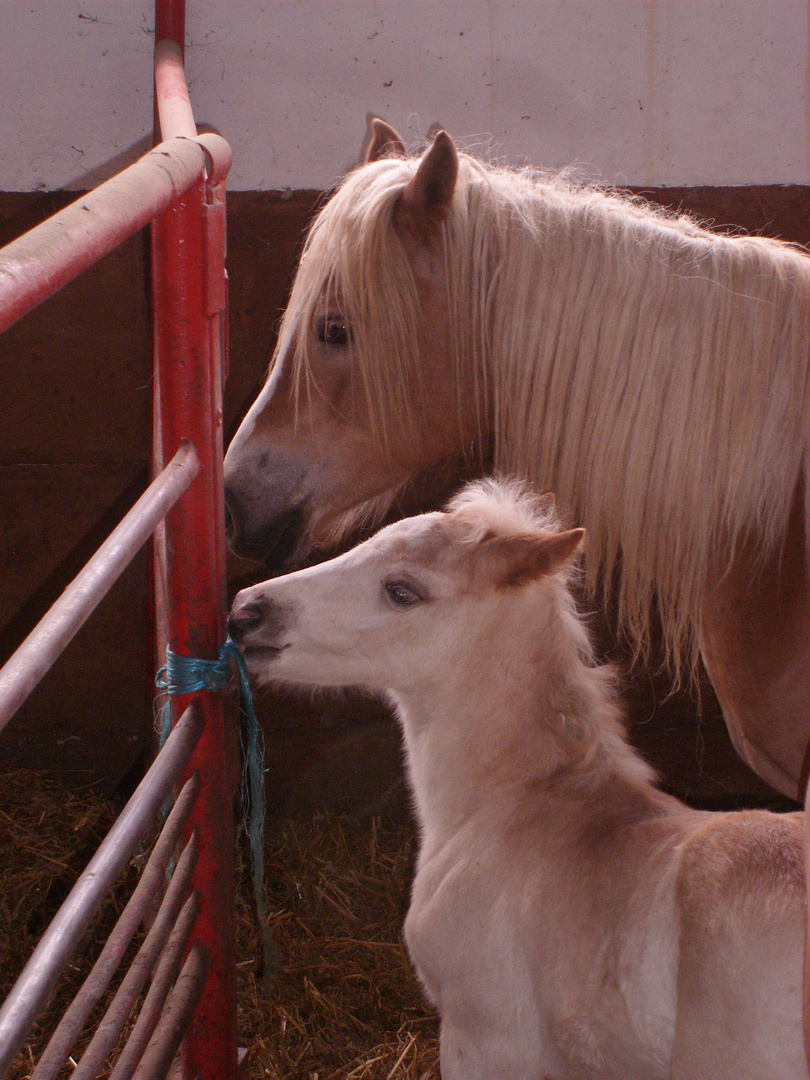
xmin=228 ymin=603 xmax=263 ymax=643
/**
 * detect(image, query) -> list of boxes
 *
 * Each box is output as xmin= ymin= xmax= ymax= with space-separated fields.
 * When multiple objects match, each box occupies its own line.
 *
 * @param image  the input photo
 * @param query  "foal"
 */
xmin=229 ymin=479 xmax=807 ymax=1080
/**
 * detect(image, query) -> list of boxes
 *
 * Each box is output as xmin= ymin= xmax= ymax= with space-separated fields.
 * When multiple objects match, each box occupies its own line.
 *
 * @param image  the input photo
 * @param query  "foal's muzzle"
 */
xmin=227 ymin=602 xmax=264 ymax=643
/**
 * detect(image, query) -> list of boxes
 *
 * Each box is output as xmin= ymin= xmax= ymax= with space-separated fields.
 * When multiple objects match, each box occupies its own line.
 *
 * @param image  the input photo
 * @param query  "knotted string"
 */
xmin=155 ymin=639 xmax=277 ymax=981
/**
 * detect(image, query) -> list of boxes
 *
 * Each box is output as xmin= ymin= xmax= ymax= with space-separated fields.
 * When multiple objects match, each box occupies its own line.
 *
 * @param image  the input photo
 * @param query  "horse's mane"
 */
xmin=277 ymin=147 xmax=810 ymax=675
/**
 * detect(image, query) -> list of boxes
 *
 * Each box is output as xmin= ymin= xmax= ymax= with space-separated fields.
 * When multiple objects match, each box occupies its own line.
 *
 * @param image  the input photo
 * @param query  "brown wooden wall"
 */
xmin=1 ymin=185 xmax=808 ymax=811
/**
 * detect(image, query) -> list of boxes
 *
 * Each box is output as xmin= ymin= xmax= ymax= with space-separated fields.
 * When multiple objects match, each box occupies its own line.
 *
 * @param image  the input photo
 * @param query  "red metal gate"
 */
xmin=0 ymin=5 xmax=240 ymax=1077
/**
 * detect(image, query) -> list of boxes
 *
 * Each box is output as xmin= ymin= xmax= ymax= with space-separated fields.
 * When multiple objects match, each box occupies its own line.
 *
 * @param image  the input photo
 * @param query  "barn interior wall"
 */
xmin=2 ymin=183 xmax=808 ymax=812
xmin=1 ymin=2 xmax=808 ymax=192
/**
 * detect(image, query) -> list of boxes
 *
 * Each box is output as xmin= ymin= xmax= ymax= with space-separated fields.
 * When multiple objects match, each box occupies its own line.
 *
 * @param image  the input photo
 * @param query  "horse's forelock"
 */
xmin=284 ymin=156 xmax=435 ymax=451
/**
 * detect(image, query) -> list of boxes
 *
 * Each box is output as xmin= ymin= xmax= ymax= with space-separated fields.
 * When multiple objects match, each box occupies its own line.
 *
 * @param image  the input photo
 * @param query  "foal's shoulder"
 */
xmin=676 ymin=809 xmax=804 ymax=927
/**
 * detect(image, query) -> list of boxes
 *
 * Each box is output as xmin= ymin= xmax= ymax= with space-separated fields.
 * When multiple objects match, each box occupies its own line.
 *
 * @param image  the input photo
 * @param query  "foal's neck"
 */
xmin=391 ymin=587 xmax=646 ymax=854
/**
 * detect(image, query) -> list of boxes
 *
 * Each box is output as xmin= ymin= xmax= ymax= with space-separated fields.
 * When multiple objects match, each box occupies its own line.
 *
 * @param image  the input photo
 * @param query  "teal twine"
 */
xmin=155 ymin=639 xmax=277 ymax=981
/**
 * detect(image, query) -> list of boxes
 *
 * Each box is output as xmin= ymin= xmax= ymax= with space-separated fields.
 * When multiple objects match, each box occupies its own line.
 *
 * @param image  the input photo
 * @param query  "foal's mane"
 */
xmin=277 ymin=145 xmax=810 ymax=675
xmin=445 ymin=478 xmax=652 ymax=784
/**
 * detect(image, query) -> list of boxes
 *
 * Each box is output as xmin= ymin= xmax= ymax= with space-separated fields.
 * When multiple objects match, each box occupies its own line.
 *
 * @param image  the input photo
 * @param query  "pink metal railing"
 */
xmin=0 ymin=5 xmax=239 ymax=1077
xmin=0 ymin=442 xmax=199 ymax=731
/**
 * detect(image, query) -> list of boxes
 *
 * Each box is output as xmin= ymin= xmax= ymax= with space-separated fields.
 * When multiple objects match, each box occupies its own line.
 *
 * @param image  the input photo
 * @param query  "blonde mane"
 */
xmin=276 ymin=149 xmax=810 ymax=674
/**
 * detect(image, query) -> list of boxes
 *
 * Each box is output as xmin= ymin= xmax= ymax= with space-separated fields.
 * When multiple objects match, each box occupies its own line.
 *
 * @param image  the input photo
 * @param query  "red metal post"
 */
xmin=151 ymin=130 xmax=237 ymax=1080
xmin=155 ymin=0 xmax=186 ymax=59
xmin=152 ymin=8 xmax=237 ymax=1072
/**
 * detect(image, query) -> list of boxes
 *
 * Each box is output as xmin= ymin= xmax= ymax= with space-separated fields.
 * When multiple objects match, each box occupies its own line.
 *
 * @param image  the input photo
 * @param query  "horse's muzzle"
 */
xmin=224 ymin=492 xmax=309 ymax=571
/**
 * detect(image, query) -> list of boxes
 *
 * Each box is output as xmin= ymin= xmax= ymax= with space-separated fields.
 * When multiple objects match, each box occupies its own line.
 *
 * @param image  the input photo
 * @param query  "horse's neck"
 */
xmin=390 ymin=597 xmax=652 ymax=856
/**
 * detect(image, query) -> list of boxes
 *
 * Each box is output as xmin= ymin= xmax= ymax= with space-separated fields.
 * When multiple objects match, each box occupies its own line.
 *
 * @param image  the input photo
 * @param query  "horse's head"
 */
xmin=228 ymin=478 xmax=585 ymax=693
xmin=224 ymin=119 xmax=488 ymax=571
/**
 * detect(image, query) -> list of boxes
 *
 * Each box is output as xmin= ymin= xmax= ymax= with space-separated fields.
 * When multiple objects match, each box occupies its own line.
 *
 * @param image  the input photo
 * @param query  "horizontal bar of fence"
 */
xmin=132 ymin=944 xmax=210 ymax=1080
xmin=155 ymin=39 xmax=197 ymax=140
xmin=107 ymin=892 xmax=201 ymax=1080
xmin=0 ymin=706 xmax=203 ymax=1079
xmin=31 ymin=773 xmax=201 ymax=1080
xmin=70 ymin=835 xmax=199 ymax=1080
xmin=0 ymin=441 xmax=199 ymax=733
xmin=0 ymin=137 xmax=208 ymax=334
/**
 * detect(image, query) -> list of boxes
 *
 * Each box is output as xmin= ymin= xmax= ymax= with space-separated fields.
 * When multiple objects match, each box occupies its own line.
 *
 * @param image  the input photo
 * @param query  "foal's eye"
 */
xmin=385 ymin=582 xmax=422 ymax=608
xmin=316 ymin=315 xmax=350 ymax=347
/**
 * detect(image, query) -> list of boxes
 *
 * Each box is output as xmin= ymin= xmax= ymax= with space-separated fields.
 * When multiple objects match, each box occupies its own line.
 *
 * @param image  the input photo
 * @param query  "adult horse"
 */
xmin=224 ymin=118 xmax=810 ymax=801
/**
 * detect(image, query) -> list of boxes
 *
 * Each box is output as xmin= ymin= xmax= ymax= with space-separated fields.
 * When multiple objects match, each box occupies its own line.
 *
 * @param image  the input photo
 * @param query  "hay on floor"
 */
xmin=0 ymin=771 xmax=439 ymax=1079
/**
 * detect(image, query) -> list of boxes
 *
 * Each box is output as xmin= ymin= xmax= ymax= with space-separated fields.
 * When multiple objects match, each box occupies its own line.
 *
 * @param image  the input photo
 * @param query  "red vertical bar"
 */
xmin=155 ymin=0 xmax=186 ymax=57
xmin=151 ymin=167 xmax=237 ymax=1080
xmin=152 ymin=5 xmax=237 ymax=1074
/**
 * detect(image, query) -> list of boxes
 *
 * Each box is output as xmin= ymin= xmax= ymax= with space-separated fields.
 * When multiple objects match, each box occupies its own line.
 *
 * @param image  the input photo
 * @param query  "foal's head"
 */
xmin=229 ymin=479 xmax=585 ymax=693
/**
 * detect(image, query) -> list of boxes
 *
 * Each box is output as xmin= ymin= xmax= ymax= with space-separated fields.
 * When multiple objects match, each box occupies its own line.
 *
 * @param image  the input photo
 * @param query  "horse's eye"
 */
xmin=316 ymin=316 xmax=350 ymax=346
xmin=385 ymin=581 xmax=421 ymax=607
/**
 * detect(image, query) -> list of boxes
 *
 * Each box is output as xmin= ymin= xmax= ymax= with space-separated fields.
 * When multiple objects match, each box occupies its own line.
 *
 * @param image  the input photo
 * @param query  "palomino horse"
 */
xmin=223 ymin=118 xmax=810 ymax=802
xmin=228 ymin=479 xmax=808 ymax=1080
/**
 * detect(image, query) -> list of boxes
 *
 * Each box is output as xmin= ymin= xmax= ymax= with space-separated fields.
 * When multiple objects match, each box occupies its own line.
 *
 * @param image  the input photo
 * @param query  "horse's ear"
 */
xmin=480 ymin=529 xmax=585 ymax=589
xmin=394 ymin=130 xmax=458 ymax=236
xmin=363 ymin=115 xmax=406 ymax=163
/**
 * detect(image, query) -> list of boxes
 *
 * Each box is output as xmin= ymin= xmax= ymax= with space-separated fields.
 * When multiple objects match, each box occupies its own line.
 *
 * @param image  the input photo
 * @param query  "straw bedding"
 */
xmin=0 ymin=770 xmax=439 ymax=1079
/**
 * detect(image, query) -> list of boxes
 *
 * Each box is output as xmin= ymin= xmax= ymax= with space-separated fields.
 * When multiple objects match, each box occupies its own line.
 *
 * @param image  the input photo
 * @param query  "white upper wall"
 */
xmin=0 ymin=0 xmax=807 ymax=191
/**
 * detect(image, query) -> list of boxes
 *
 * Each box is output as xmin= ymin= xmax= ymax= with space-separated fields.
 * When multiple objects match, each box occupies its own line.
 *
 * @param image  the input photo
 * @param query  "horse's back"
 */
xmin=673 ymin=810 xmax=806 ymax=1079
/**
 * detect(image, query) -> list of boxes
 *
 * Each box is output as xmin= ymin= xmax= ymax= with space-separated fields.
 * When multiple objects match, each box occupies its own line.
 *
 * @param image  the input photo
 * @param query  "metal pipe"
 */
xmin=69 ymin=832 xmax=199 ymax=1080
xmin=152 ymin=113 xmax=238 ymax=1078
xmin=0 ymin=442 xmax=199 ymax=732
xmin=131 ymin=945 xmax=210 ymax=1080
xmin=31 ymin=774 xmax=200 ymax=1080
xmin=155 ymin=40 xmax=197 ymax=141
xmin=107 ymin=891 xmax=201 ymax=1080
xmin=154 ymin=0 xmax=186 ymax=62
xmin=0 ymin=138 xmax=207 ymax=334
xmin=0 ymin=706 xmax=203 ymax=1078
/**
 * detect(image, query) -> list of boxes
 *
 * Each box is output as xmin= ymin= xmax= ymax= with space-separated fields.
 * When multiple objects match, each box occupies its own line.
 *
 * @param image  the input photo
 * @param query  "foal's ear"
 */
xmin=394 ymin=130 xmax=458 ymax=237
xmin=363 ymin=115 xmax=407 ymax=163
xmin=480 ymin=529 xmax=586 ymax=589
